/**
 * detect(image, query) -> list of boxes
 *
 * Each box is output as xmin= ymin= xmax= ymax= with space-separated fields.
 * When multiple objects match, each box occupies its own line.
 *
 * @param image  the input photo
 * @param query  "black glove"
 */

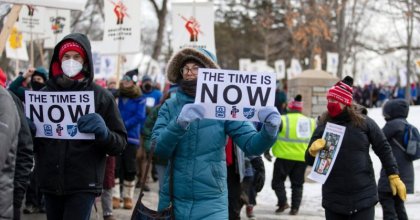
xmin=264 ymin=150 xmax=272 ymax=162
xmin=77 ymin=113 xmax=109 ymax=141
xmin=251 ymin=156 xmax=265 ymax=192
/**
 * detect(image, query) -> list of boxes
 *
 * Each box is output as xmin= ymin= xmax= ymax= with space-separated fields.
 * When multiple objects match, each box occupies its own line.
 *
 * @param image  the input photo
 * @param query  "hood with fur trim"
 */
xmin=166 ymin=48 xmax=219 ymax=83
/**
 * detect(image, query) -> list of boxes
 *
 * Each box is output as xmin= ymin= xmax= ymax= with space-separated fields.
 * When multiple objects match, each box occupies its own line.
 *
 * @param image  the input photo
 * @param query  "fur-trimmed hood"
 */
xmin=166 ymin=48 xmax=219 ymax=83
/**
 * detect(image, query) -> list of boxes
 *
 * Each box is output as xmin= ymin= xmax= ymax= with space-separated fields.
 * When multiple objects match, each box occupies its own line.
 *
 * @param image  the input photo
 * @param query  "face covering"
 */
xmin=327 ymin=102 xmax=343 ymax=117
xmin=61 ymin=59 xmax=83 ymax=77
xmin=143 ymin=83 xmax=152 ymax=92
xmin=31 ymin=81 xmax=45 ymax=91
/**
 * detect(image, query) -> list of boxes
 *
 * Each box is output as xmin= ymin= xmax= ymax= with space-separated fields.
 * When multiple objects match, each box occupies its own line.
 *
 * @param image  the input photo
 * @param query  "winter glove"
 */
xmin=258 ymin=106 xmax=281 ymax=137
xmin=264 ymin=150 xmax=273 ymax=162
xmin=176 ymin=103 xmax=205 ymax=130
xmin=251 ymin=156 xmax=265 ymax=192
xmin=77 ymin=113 xmax=109 ymax=141
xmin=388 ymin=174 xmax=407 ymax=201
xmin=308 ymin=138 xmax=326 ymax=157
xmin=26 ymin=117 xmax=36 ymax=136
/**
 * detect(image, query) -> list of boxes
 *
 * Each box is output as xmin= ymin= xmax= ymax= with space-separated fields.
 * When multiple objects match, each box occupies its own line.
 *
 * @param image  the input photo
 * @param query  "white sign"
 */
xmin=16 ymin=5 xmax=46 ymax=34
xmin=44 ymin=9 xmax=71 ymax=49
xmin=195 ymin=68 xmax=276 ymax=121
xmin=6 ymin=27 xmax=29 ymax=61
xmin=289 ymin=59 xmax=302 ymax=78
xmin=239 ymin=59 xmax=251 ymax=71
xmin=172 ymin=2 xmax=216 ymax=55
xmin=101 ymin=0 xmax=141 ymax=54
xmin=25 ymin=91 xmax=96 ymax=140
xmin=274 ymin=59 xmax=285 ymax=80
xmin=308 ymin=122 xmax=346 ymax=184
xmin=327 ymin=52 xmax=339 ymax=77
xmin=2 ymin=0 xmax=88 ymax=11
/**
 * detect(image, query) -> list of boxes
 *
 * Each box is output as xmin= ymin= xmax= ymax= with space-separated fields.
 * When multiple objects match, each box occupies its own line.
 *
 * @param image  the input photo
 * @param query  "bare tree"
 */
xmin=149 ymin=0 xmax=168 ymax=60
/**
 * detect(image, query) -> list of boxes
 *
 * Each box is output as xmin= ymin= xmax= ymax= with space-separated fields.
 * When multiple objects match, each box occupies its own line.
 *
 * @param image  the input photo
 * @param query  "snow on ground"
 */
xmin=256 ymin=106 xmax=420 ymax=219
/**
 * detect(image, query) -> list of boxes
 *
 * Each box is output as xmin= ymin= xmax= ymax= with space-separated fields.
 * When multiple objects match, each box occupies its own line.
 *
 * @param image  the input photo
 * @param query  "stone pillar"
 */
xmin=288 ymin=70 xmax=339 ymax=118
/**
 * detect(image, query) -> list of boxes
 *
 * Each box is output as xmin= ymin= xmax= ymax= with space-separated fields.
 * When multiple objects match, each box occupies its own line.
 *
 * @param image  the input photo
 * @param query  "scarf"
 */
xmin=179 ymin=79 xmax=197 ymax=97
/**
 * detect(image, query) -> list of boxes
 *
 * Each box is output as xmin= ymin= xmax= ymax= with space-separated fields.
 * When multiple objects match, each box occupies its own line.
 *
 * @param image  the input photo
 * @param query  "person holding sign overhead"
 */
xmin=32 ymin=33 xmax=127 ymax=220
xmin=151 ymin=47 xmax=281 ymax=219
xmin=305 ymin=76 xmax=406 ymax=220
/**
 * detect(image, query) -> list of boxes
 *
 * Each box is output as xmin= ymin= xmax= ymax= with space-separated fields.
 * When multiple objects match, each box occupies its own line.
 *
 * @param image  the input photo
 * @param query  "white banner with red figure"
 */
xmin=172 ymin=2 xmax=216 ymax=55
xmin=101 ymin=0 xmax=141 ymax=54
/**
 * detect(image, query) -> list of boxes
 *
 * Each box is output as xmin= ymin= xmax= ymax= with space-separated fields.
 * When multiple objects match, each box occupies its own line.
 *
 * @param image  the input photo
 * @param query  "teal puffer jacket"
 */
xmin=152 ymin=91 xmax=276 ymax=219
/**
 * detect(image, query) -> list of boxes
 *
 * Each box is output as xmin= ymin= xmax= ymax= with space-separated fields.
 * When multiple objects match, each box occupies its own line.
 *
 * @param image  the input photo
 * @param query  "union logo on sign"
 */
xmin=43 ymin=124 xmax=53 ymax=136
xmin=215 ymin=106 xmax=226 ymax=118
xmin=67 ymin=125 xmax=78 ymax=137
xmin=243 ymin=108 xmax=255 ymax=119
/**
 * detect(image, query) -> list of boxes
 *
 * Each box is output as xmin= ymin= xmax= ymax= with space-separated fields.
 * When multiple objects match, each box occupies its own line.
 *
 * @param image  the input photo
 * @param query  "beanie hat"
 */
xmin=58 ymin=40 xmax=86 ymax=62
xmin=0 ymin=68 xmax=7 ymax=88
xmin=123 ymin=69 xmax=139 ymax=83
xmin=142 ymin=75 xmax=152 ymax=83
xmin=327 ymin=76 xmax=353 ymax=106
xmin=32 ymin=66 xmax=48 ymax=82
xmin=288 ymin=94 xmax=303 ymax=111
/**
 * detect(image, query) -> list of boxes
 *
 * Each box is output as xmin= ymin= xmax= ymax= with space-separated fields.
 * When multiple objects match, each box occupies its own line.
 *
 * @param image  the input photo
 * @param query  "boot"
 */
xmin=246 ymin=205 xmax=256 ymax=219
xmin=112 ymin=179 xmax=121 ymax=209
xmin=275 ymin=203 xmax=290 ymax=214
xmin=123 ymin=180 xmax=135 ymax=209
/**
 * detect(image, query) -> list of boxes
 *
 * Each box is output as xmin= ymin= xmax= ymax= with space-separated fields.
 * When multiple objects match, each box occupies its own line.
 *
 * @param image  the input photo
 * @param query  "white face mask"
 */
xmin=61 ymin=59 xmax=83 ymax=78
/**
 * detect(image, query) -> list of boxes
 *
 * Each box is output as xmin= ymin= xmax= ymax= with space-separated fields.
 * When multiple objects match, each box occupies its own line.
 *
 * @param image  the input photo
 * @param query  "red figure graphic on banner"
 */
xmin=110 ymin=0 xmax=129 ymax=25
xmin=27 ymin=5 xmax=35 ymax=16
xmin=179 ymin=15 xmax=203 ymax=42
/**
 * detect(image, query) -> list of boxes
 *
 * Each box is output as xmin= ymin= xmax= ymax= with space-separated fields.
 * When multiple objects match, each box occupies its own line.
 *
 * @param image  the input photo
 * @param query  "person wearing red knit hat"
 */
xmin=305 ymin=76 xmax=406 ymax=220
xmin=32 ymin=33 xmax=127 ymax=220
xmin=265 ymin=94 xmax=315 ymax=215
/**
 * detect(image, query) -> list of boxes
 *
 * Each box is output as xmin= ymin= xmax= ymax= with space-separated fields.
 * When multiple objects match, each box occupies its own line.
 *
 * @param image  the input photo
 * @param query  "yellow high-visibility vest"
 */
xmin=271 ymin=113 xmax=316 ymax=161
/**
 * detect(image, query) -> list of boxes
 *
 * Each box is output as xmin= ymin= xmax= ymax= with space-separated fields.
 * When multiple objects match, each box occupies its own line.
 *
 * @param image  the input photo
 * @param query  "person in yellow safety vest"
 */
xmin=264 ymin=94 xmax=315 ymax=216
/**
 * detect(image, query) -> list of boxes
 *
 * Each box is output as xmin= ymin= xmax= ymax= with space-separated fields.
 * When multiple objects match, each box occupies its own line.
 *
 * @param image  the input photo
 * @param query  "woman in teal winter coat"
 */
xmin=152 ymin=48 xmax=281 ymax=219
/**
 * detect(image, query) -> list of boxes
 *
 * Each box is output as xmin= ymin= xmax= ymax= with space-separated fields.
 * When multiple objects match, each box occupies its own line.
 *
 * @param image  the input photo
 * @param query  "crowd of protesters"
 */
xmin=0 ymin=32 xmax=417 ymax=220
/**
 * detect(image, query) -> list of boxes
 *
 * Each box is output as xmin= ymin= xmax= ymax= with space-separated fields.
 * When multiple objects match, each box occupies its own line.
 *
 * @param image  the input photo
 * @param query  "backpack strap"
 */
xmin=391 ymin=137 xmax=407 ymax=152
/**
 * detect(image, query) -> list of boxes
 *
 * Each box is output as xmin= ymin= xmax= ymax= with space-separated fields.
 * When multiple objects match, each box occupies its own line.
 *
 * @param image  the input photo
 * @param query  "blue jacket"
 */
xmin=118 ymin=96 xmax=146 ymax=145
xmin=152 ymin=91 xmax=276 ymax=219
xmin=142 ymin=89 xmax=163 ymax=108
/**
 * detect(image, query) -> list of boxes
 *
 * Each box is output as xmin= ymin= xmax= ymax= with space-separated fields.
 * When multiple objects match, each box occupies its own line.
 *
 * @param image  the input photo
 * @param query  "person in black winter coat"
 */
xmin=305 ymin=76 xmax=406 ymax=220
xmin=378 ymin=99 xmax=414 ymax=220
xmin=33 ymin=33 xmax=127 ymax=220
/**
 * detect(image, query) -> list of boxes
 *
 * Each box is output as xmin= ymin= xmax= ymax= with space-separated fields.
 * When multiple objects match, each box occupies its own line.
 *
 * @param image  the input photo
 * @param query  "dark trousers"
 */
xmin=379 ymin=191 xmax=408 ymax=220
xmin=44 ymin=193 xmax=96 ymax=220
xmin=227 ymin=164 xmax=242 ymax=220
xmin=271 ymin=158 xmax=306 ymax=209
xmin=25 ymin=170 xmax=43 ymax=208
xmin=115 ymin=143 xmax=138 ymax=181
xmin=325 ymin=206 xmax=375 ymax=220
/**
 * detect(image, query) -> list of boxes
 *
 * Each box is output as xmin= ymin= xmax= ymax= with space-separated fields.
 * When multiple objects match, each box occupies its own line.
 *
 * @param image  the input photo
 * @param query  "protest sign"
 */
xmin=44 ymin=9 xmax=71 ymax=49
xmin=172 ymin=2 xmax=216 ymax=55
xmin=16 ymin=5 xmax=46 ymax=34
xmin=25 ymin=91 xmax=95 ymax=140
xmin=6 ymin=26 xmax=29 ymax=61
xmin=308 ymin=122 xmax=346 ymax=184
xmin=195 ymin=68 xmax=276 ymax=121
xmin=274 ymin=59 xmax=285 ymax=80
xmin=101 ymin=0 xmax=141 ymax=54
xmin=327 ymin=52 xmax=339 ymax=77
xmin=2 ymin=0 xmax=88 ymax=11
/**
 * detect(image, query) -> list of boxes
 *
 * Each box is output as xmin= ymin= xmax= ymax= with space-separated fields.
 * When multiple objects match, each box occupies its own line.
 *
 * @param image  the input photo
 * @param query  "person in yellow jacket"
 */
xmin=264 ymin=94 xmax=315 ymax=215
